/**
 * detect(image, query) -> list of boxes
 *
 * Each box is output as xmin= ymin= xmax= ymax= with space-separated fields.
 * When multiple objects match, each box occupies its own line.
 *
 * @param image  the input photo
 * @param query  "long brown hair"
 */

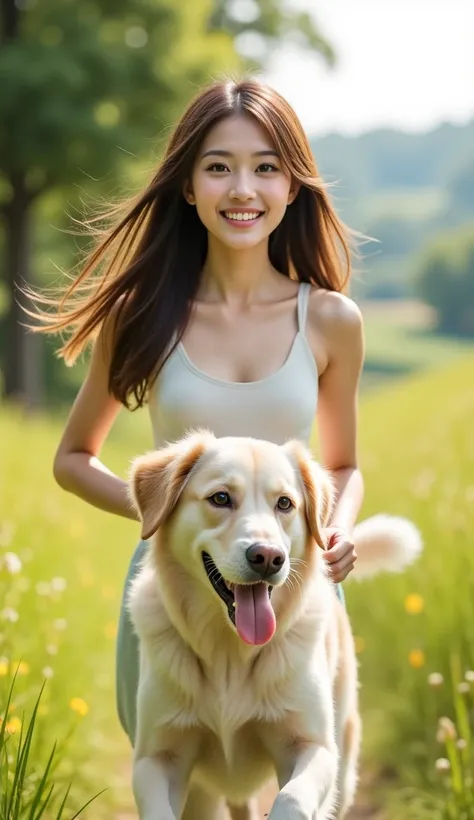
xmin=28 ymin=77 xmax=355 ymax=409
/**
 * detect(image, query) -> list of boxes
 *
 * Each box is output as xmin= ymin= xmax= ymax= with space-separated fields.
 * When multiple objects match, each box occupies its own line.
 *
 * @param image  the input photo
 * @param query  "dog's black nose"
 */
xmin=245 ymin=543 xmax=286 ymax=578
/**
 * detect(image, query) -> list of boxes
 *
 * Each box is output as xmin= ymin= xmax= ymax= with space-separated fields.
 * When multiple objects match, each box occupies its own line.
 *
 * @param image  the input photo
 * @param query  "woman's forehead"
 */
xmin=199 ymin=114 xmax=277 ymax=157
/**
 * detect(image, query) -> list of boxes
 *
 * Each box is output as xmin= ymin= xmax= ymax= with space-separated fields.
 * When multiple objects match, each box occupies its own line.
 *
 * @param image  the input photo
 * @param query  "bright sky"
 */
xmin=261 ymin=0 xmax=474 ymax=137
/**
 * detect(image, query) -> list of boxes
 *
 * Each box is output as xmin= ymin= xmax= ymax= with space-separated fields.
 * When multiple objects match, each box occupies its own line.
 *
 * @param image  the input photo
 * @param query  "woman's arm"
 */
xmin=53 ymin=313 xmax=139 ymax=522
xmin=308 ymin=290 xmax=365 ymax=580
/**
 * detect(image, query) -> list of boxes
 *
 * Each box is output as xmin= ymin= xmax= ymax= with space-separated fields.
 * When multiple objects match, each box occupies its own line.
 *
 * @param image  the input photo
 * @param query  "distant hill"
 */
xmin=310 ymin=119 xmax=474 ymax=217
xmin=309 ymin=120 xmax=474 ymax=299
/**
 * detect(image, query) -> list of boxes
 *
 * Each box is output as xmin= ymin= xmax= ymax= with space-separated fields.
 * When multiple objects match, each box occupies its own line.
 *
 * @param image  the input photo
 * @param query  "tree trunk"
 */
xmin=2 ymin=174 xmax=44 ymax=411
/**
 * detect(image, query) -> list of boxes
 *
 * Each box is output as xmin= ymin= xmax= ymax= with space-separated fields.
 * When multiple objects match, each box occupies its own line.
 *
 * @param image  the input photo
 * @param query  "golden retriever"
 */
xmin=126 ymin=431 xmax=422 ymax=820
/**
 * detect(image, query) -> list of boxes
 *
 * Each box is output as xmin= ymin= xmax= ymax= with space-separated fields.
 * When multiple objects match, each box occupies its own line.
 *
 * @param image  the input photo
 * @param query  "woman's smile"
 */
xmin=220 ymin=208 xmax=265 ymax=228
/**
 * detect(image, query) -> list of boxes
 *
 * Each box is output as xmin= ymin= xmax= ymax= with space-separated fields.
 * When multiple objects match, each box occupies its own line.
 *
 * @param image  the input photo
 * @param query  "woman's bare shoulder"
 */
xmin=308 ymin=287 xmax=363 ymax=335
xmin=306 ymin=287 xmax=364 ymax=373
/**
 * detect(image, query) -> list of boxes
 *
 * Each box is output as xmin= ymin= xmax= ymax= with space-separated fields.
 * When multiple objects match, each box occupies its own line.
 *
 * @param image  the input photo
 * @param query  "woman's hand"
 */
xmin=323 ymin=527 xmax=357 ymax=583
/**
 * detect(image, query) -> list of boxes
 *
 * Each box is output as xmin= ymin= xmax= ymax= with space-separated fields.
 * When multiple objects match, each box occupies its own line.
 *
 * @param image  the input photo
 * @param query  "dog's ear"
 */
xmin=283 ymin=440 xmax=334 ymax=550
xmin=129 ymin=430 xmax=214 ymax=540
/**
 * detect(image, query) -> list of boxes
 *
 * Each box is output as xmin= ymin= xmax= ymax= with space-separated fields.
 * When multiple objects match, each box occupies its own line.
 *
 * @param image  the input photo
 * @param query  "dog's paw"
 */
xmin=267 ymin=793 xmax=309 ymax=820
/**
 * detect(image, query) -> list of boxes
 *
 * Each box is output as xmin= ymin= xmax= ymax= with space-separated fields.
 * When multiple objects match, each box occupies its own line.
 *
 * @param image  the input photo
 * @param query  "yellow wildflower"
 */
xmin=0 ymin=659 xmax=8 ymax=676
xmin=70 ymin=697 xmax=89 ymax=717
xmin=409 ymin=649 xmax=425 ymax=669
xmin=5 ymin=716 xmax=22 ymax=734
xmin=404 ymin=594 xmax=424 ymax=615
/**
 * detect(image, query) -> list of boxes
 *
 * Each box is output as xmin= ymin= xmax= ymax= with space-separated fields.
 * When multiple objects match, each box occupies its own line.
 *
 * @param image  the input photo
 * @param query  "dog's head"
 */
xmin=129 ymin=431 xmax=334 ymax=646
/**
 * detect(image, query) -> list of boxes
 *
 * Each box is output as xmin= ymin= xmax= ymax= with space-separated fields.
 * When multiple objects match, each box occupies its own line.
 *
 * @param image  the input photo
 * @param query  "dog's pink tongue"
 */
xmin=234 ymin=584 xmax=276 ymax=645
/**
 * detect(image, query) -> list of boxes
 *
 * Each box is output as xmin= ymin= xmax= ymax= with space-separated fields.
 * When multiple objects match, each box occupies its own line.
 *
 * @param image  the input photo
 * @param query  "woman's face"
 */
xmin=186 ymin=114 xmax=297 ymax=250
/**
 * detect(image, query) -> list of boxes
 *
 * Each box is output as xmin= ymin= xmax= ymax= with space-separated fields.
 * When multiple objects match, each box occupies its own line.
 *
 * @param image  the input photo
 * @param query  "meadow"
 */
xmin=1 ymin=308 xmax=474 ymax=818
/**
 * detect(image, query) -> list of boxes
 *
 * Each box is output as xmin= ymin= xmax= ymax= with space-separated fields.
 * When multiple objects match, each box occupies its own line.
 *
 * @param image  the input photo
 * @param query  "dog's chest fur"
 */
xmin=147 ymin=628 xmax=314 ymax=797
xmin=131 ymin=567 xmax=334 ymax=796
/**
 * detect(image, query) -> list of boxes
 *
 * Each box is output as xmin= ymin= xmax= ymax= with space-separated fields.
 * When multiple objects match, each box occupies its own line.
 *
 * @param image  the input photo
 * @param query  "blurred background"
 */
xmin=0 ymin=0 xmax=473 ymax=817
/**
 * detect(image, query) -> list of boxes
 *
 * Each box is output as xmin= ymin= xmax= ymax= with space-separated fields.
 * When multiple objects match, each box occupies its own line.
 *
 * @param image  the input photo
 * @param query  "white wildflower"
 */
xmin=0 ymin=552 xmax=22 ymax=575
xmin=51 ymin=577 xmax=67 ymax=593
xmin=428 ymin=672 xmax=444 ymax=687
xmin=1 ymin=608 xmax=19 ymax=623
xmin=436 ymin=716 xmax=457 ymax=743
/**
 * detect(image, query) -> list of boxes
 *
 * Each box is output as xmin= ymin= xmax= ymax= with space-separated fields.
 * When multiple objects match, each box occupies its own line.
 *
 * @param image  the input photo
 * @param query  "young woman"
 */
xmin=31 ymin=78 xmax=364 ymax=753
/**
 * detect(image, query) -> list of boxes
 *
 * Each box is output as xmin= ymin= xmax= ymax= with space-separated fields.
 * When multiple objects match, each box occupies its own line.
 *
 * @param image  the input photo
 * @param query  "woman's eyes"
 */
xmin=257 ymin=163 xmax=278 ymax=173
xmin=205 ymin=163 xmax=279 ymax=174
xmin=207 ymin=163 xmax=229 ymax=173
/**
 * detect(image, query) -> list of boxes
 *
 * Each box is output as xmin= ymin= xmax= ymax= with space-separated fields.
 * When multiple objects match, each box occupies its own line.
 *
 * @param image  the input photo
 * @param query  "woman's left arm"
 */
xmin=309 ymin=291 xmax=365 ymax=582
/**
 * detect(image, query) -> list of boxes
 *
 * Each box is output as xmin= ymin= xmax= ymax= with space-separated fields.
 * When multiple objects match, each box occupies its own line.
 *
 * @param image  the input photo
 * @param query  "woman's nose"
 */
xmin=230 ymin=172 xmax=257 ymax=201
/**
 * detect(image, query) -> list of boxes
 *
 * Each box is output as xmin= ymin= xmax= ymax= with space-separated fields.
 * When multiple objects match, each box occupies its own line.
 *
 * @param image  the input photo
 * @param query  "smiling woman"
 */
xmin=26 ymin=77 xmax=366 ymax=819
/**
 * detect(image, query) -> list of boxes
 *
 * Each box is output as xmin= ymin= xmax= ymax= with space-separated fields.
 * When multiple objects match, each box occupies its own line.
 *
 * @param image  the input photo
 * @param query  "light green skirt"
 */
xmin=115 ymin=540 xmax=345 ymax=746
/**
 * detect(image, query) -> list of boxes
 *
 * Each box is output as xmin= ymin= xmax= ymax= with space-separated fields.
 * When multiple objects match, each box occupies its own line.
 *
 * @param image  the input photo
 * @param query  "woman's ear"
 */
xmin=183 ymin=181 xmax=196 ymax=205
xmin=288 ymin=182 xmax=301 ymax=205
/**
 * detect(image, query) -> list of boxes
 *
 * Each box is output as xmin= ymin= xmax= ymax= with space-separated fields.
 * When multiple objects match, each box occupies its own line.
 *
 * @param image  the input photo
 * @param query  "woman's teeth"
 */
xmin=223 ymin=212 xmax=262 ymax=221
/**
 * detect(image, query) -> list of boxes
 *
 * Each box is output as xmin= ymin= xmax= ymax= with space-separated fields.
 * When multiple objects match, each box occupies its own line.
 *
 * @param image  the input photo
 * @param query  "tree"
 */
xmin=0 ymin=0 xmax=333 ymax=409
xmin=415 ymin=225 xmax=474 ymax=337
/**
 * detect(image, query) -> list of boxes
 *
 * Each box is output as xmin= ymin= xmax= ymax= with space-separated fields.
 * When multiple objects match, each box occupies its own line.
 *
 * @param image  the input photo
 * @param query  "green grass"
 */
xmin=1 ymin=350 xmax=474 ymax=816
xmin=344 ymin=352 xmax=474 ymax=817
xmin=0 ymin=409 xmax=144 ymax=816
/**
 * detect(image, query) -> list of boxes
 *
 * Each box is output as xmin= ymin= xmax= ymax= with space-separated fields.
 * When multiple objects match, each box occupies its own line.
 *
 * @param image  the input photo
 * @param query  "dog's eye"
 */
xmin=276 ymin=496 xmax=293 ymax=512
xmin=208 ymin=491 xmax=232 ymax=508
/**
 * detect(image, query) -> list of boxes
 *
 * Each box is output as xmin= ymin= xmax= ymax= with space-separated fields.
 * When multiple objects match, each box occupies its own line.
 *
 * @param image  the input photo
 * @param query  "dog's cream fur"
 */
xmin=127 ymin=432 xmax=422 ymax=820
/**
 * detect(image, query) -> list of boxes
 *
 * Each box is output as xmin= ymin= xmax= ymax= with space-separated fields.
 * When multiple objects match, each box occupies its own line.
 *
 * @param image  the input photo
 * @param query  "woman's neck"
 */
xmin=198 ymin=236 xmax=282 ymax=305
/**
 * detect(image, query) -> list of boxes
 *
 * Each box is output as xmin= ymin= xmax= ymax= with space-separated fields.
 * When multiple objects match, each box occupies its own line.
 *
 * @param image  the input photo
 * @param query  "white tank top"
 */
xmin=148 ymin=283 xmax=318 ymax=447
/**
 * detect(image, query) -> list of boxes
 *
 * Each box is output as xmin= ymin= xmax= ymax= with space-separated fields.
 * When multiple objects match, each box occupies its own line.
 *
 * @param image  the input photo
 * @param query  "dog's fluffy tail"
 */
xmin=349 ymin=514 xmax=423 ymax=580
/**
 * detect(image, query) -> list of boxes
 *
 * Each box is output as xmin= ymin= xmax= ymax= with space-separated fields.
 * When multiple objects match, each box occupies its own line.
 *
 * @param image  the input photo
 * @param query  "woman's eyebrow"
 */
xmin=201 ymin=149 xmax=280 ymax=159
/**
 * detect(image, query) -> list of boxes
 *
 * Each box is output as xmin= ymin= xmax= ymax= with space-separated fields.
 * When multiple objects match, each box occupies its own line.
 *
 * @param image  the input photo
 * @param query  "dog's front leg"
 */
xmin=268 ymin=741 xmax=338 ymax=820
xmin=133 ymin=749 xmax=195 ymax=820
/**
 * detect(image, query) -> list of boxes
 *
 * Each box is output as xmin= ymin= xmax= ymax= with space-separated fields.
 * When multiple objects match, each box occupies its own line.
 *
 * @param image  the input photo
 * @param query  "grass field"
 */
xmin=1 ymin=338 xmax=474 ymax=816
xmin=360 ymin=300 xmax=474 ymax=391
xmin=345 ymin=352 xmax=474 ymax=817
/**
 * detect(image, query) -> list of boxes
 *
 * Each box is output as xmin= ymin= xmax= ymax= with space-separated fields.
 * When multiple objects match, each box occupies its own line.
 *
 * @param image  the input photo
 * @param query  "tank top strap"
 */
xmin=297 ymin=282 xmax=311 ymax=335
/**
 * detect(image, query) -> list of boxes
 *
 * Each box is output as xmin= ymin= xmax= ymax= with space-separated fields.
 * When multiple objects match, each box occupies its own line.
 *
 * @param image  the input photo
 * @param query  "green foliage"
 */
xmin=0 ymin=407 xmax=147 ymax=816
xmin=0 ymin=0 xmax=237 ymax=199
xmin=415 ymin=225 xmax=474 ymax=337
xmin=0 ymin=672 xmax=104 ymax=818
xmin=209 ymin=0 xmax=335 ymax=65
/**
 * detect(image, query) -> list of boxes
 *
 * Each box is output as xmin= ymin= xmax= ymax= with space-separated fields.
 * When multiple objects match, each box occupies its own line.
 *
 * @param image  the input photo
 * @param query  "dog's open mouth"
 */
xmin=202 ymin=552 xmax=275 ymax=646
